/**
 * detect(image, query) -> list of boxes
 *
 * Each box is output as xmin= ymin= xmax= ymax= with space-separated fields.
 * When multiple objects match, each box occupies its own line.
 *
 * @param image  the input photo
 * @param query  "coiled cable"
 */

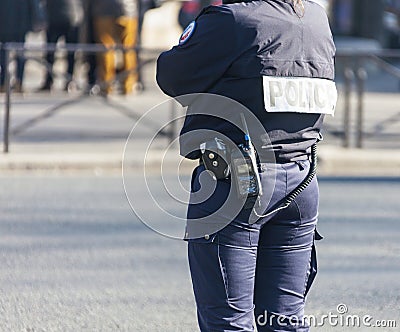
xmin=253 ymin=143 xmax=318 ymax=218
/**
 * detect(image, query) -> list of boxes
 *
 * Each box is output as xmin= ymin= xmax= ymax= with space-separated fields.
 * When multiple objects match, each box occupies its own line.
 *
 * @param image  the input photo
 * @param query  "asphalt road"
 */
xmin=0 ymin=172 xmax=399 ymax=332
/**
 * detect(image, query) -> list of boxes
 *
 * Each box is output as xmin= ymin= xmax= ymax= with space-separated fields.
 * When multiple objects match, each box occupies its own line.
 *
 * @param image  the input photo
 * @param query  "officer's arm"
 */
xmin=156 ymin=6 xmax=237 ymax=97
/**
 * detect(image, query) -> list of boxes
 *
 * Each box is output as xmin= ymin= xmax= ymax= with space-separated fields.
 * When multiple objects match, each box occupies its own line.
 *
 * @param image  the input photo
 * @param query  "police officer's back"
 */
xmin=156 ymin=1 xmax=336 ymax=331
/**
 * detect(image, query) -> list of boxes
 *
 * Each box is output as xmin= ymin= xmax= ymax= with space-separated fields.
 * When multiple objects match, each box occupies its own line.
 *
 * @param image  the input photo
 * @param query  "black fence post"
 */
xmin=343 ymin=64 xmax=354 ymax=148
xmin=356 ymin=66 xmax=367 ymax=149
xmin=169 ymin=99 xmax=177 ymax=145
xmin=3 ymin=46 xmax=11 ymax=153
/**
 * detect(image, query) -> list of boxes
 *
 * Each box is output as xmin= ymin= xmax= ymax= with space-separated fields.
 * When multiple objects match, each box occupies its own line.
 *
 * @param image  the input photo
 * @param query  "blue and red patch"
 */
xmin=179 ymin=21 xmax=196 ymax=45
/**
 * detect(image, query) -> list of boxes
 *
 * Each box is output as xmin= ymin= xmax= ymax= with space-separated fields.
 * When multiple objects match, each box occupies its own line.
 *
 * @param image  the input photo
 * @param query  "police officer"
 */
xmin=157 ymin=0 xmax=336 ymax=331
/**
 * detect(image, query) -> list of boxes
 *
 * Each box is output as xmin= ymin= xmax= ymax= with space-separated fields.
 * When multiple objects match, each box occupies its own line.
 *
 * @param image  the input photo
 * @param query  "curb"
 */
xmin=0 ymin=152 xmax=198 ymax=173
xmin=317 ymin=146 xmax=400 ymax=177
xmin=0 ymin=147 xmax=399 ymax=177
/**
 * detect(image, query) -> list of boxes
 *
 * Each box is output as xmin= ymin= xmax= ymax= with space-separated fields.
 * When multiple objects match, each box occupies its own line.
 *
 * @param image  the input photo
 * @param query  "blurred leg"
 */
xmin=137 ymin=1 xmax=148 ymax=88
xmin=16 ymin=55 xmax=25 ymax=84
xmin=13 ymin=33 xmax=27 ymax=92
xmin=83 ymin=1 xmax=97 ymax=88
xmin=86 ymin=20 xmax=97 ymax=87
xmin=94 ymin=17 xmax=116 ymax=94
xmin=65 ymin=25 xmax=80 ymax=88
xmin=0 ymin=47 xmax=6 ymax=88
xmin=43 ymin=26 xmax=62 ymax=88
xmin=117 ymin=16 xmax=138 ymax=94
xmin=14 ymin=55 xmax=25 ymax=92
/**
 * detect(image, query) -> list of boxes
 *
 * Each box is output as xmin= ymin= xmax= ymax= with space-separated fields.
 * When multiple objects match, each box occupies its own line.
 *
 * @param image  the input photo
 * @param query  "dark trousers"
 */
xmin=187 ymin=161 xmax=319 ymax=331
xmin=44 ymin=24 xmax=79 ymax=86
xmin=0 ymin=47 xmax=25 ymax=86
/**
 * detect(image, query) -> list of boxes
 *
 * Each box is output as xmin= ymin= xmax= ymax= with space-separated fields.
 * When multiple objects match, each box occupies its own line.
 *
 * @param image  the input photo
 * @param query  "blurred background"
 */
xmin=1 ymin=0 xmax=400 ymax=154
xmin=0 ymin=0 xmax=399 ymax=331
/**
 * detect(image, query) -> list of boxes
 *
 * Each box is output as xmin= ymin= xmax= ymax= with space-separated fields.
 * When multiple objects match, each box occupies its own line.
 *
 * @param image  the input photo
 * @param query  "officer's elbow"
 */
xmin=156 ymin=73 xmax=176 ymax=97
xmin=156 ymin=55 xmax=178 ymax=97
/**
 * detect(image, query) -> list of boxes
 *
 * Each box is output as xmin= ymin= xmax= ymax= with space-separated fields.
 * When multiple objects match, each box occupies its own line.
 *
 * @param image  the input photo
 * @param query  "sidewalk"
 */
xmin=0 ymin=3 xmax=398 ymax=176
xmin=1 ymin=141 xmax=399 ymax=177
xmin=0 ymin=87 xmax=399 ymax=176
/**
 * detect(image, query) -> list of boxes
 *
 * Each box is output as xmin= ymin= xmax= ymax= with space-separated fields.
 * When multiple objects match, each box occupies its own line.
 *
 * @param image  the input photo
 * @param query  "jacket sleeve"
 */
xmin=156 ymin=6 xmax=237 ymax=97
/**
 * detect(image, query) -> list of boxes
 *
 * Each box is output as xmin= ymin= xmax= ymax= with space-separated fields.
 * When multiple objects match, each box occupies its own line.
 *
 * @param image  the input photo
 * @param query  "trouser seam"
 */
xmin=216 ymin=236 xmax=230 ymax=303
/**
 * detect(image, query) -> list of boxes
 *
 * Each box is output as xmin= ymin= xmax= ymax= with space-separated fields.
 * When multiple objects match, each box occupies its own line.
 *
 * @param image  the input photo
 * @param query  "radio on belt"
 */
xmin=199 ymin=114 xmax=262 ymax=199
xmin=230 ymin=113 xmax=262 ymax=198
xmin=230 ymin=136 xmax=261 ymax=198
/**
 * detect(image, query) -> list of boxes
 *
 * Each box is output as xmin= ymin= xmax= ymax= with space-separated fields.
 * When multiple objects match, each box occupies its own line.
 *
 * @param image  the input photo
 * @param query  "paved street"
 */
xmin=0 ymin=172 xmax=399 ymax=331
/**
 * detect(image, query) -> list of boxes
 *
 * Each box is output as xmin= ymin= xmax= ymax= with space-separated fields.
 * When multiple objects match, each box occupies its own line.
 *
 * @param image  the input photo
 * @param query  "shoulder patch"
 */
xmin=179 ymin=21 xmax=196 ymax=45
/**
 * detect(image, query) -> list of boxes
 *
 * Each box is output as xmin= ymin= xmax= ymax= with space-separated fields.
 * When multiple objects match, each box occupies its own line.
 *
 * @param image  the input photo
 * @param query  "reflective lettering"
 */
xmin=269 ymin=81 xmax=283 ymax=107
xmin=263 ymin=76 xmax=337 ymax=115
xmin=298 ymin=81 xmax=307 ymax=108
xmin=314 ymin=84 xmax=327 ymax=108
xmin=285 ymin=81 xmax=298 ymax=107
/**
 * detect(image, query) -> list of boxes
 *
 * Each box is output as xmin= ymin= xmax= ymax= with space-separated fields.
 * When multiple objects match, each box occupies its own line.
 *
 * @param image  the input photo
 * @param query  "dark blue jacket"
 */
xmin=157 ymin=0 xmax=335 ymax=162
xmin=46 ymin=0 xmax=84 ymax=28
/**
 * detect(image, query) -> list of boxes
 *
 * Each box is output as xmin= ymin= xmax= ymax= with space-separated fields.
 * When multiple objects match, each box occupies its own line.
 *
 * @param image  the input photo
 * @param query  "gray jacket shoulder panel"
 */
xmin=225 ymin=0 xmax=335 ymax=79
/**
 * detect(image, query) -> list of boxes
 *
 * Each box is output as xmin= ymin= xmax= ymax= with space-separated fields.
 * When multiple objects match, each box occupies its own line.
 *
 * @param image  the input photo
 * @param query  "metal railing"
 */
xmin=328 ymin=49 xmax=400 ymax=148
xmin=1 ymin=42 xmax=176 ymax=153
xmin=2 ymin=43 xmax=400 ymax=153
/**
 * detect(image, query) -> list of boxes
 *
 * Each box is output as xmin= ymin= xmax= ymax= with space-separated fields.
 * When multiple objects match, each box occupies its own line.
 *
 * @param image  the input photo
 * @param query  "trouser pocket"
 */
xmin=304 ymin=242 xmax=317 ymax=297
xmin=304 ymin=229 xmax=323 ymax=297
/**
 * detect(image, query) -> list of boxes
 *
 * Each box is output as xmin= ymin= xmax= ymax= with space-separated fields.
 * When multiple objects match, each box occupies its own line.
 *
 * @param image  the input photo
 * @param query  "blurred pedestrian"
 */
xmin=92 ymin=0 xmax=139 ymax=96
xmin=384 ymin=0 xmax=400 ymax=48
xmin=81 ymin=0 xmax=97 ymax=93
xmin=0 ymin=0 xmax=35 ymax=93
xmin=178 ymin=0 xmax=222 ymax=30
xmin=39 ymin=0 xmax=84 ymax=91
xmin=138 ymin=0 xmax=159 ymax=38
xmin=137 ymin=0 xmax=161 ymax=90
